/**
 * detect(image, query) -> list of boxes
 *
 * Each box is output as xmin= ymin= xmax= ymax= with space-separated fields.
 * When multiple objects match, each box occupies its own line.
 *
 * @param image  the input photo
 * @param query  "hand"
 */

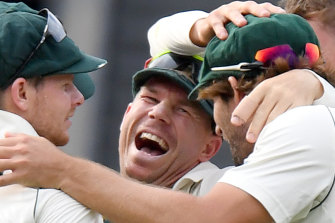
xmin=190 ymin=1 xmax=285 ymax=46
xmin=0 ymin=132 xmax=71 ymax=189
xmin=231 ymin=69 xmax=323 ymax=143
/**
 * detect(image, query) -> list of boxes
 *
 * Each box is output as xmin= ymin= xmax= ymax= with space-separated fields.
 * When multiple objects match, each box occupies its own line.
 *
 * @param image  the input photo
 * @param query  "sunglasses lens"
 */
xmin=8 ymin=9 xmax=67 ymax=87
xmin=39 ymin=9 xmax=66 ymax=42
xmin=145 ymin=52 xmax=203 ymax=83
xmin=255 ymin=43 xmax=320 ymax=66
xmin=305 ymin=43 xmax=320 ymax=65
xmin=255 ymin=44 xmax=295 ymax=64
xmin=148 ymin=53 xmax=179 ymax=69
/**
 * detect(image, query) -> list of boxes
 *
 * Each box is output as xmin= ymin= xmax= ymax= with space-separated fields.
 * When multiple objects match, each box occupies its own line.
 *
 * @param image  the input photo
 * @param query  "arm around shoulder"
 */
xmin=308 ymin=69 xmax=335 ymax=106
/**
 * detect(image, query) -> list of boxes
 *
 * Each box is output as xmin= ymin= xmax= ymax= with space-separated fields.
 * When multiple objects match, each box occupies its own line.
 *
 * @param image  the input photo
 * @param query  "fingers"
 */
xmin=233 ymin=69 xmax=318 ymax=143
xmin=245 ymin=95 xmax=292 ymax=143
xmin=208 ymin=4 xmax=246 ymax=40
xmin=258 ymin=2 xmax=286 ymax=14
xmin=4 ymin=132 xmax=21 ymax=138
xmin=0 ymin=147 xmax=16 ymax=159
xmin=244 ymin=97 xmax=275 ymax=143
xmin=231 ymin=93 xmax=263 ymax=126
xmin=0 ymin=132 xmax=31 ymax=146
xmin=209 ymin=1 xmax=285 ymax=40
xmin=240 ymin=2 xmax=286 ymax=17
xmin=210 ymin=20 xmax=229 ymax=40
xmin=192 ymin=1 xmax=286 ymax=45
xmin=0 ymin=159 xmax=14 ymax=172
xmin=0 ymin=172 xmax=17 ymax=186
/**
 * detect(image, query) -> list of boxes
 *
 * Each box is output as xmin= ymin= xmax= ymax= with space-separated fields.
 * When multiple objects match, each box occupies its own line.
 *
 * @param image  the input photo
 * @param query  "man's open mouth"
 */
xmin=135 ymin=132 xmax=168 ymax=156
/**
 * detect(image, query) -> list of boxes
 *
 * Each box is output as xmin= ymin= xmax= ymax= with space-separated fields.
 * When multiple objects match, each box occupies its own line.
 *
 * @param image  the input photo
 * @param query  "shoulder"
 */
xmin=250 ymin=105 xmax=335 ymax=171
xmin=259 ymin=105 xmax=335 ymax=150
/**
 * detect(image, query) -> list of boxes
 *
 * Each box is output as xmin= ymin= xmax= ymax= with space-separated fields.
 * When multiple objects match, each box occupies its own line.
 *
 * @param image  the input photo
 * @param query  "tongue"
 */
xmin=140 ymin=147 xmax=164 ymax=156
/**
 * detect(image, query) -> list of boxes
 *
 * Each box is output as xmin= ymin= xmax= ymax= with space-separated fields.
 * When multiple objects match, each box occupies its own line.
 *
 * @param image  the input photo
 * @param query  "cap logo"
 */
xmin=211 ymin=43 xmax=320 ymax=72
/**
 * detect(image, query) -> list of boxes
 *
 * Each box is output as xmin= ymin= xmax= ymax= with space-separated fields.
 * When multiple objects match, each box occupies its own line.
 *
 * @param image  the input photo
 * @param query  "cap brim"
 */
xmin=61 ymin=52 xmax=107 ymax=100
xmin=189 ymin=69 xmax=257 ymax=100
xmin=188 ymin=70 xmax=223 ymax=100
xmin=59 ymin=52 xmax=107 ymax=75
xmin=132 ymin=67 xmax=213 ymax=116
xmin=73 ymin=73 xmax=95 ymax=100
xmin=132 ymin=68 xmax=194 ymax=96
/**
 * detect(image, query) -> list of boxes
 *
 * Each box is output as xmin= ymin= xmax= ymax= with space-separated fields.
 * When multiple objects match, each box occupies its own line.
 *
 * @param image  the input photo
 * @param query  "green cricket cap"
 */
xmin=189 ymin=13 xmax=319 ymax=99
xmin=0 ymin=2 xmax=107 ymax=99
xmin=132 ymin=67 xmax=214 ymax=117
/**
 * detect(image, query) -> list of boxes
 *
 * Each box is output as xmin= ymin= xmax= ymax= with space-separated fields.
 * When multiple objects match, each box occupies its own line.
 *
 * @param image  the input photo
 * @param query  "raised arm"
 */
xmin=149 ymin=1 xmax=285 ymax=56
xmin=190 ymin=1 xmax=285 ymax=47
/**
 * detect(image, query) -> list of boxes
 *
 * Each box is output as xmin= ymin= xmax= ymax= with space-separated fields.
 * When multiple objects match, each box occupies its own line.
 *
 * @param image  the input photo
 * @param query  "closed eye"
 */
xmin=177 ymin=107 xmax=190 ymax=114
xmin=141 ymin=95 xmax=159 ymax=104
xmin=63 ymin=83 xmax=73 ymax=92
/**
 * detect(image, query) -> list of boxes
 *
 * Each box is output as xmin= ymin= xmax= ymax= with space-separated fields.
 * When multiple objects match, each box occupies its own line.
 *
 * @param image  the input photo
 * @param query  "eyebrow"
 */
xmin=144 ymin=85 xmax=158 ymax=94
xmin=143 ymin=85 xmax=203 ymax=113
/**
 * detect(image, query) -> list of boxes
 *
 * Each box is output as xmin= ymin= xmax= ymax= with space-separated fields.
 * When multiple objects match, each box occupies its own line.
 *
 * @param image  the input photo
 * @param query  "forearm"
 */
xmin=59 ymin=157 xmax=271 ymax=223
xmin=0 ymin=135 xmax=269 ymax=222
xmin=148 ymin=10 xmax=207 ymax=57
xmin=59 ymin=157 xmax=203 ymax=222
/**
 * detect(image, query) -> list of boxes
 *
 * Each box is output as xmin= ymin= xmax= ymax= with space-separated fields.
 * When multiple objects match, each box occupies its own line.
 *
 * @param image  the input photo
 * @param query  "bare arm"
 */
xmin=149 ymin=1 xmax=285 ymax=56
xmin=62 ymin=158 xmax=271 ymax=222
xmin=231 ymin=69 xmax=326 ymax=143
xmin=190 ymin=1 xmax=285 ymax=47
xmin=0 ymin=133 xmax=272 ymax=223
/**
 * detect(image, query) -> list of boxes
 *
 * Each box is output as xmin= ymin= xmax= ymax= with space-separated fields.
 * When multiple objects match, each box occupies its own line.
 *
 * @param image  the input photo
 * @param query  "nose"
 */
xmin=72 ymin=86 xmax=85 ymax=107
xmin=215 ymin=125 xmax=223 ymax=137
xmin=148 ymin=102 xmax=171 ymax=124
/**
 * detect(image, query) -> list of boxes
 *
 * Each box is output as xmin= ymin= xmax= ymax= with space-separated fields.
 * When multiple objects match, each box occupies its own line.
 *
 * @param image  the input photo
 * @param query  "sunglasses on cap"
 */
xmin=144 ymin=51 xmax=203 ymax=84
xmin=5 ymin=8 xmax=66 ymax=87
xmin=211 ymin=43 xmax=320 ymax=72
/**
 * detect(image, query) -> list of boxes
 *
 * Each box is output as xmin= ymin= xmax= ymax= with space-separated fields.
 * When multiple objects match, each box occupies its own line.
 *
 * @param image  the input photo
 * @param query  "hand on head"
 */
xmin=190 ymin=1 xmax=285 ymax=46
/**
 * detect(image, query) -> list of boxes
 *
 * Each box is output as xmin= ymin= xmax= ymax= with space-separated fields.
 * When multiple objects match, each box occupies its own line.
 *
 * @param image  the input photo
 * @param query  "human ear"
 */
xmin=228 ymin=76 xmax=245 ymax=105
xmin=198 ymin=135 xmax=222 ymax=162
xmin=10 ymin=78 xmax=30 ymax=111
xmin=120 ymin=103 xmax=132 ymax=131
xmin=124 ymin=103 xmax=133 ymax=115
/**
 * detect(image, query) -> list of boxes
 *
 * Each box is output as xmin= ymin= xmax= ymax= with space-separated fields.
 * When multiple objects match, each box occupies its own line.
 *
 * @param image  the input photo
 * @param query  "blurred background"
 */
xmin=6 ymin=0 xmax=278 ymax=171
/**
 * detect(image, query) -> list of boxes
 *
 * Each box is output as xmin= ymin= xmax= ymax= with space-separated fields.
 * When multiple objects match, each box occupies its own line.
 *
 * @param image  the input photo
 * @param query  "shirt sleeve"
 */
xmin=148 ymin=10 xmax=208 ymax=57
xmin=35 ymin=189 xmax=103 ymax=223
xmin=218 ymin=105 xmax=335 ymax=223
xmin=305 ymin=69 xmax=335 ymax=106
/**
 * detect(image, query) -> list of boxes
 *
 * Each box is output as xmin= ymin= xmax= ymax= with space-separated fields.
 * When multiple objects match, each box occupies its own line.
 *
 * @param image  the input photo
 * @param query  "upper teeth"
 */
xmin=140 ymin=132 xmax=168 ymax=151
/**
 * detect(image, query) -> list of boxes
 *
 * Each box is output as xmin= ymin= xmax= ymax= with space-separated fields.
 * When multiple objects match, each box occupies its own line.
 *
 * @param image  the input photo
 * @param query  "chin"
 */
xmin=126 ymin=167 xmax=154 ymax=183
xmin=51 ymin=135 xmax=69 ymax=146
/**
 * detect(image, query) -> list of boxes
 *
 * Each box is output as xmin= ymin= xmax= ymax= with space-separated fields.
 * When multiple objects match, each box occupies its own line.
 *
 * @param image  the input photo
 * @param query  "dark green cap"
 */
xmin=189 ymin=13 xmax=319 ymax=99
xmin=132 ymin=67 xmax=213 ymax=117
xmin=0 ymin=2 xmax=107 ymax=99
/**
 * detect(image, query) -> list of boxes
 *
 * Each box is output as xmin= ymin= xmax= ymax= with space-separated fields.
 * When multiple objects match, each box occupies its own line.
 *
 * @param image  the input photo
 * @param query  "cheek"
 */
xmin=119 ymin=116 xmax=131 ymax=145
xmin=213 ymin=100 xmax=232 ymax=135
xmin=118 ymin=110 xmax=141 ymax=152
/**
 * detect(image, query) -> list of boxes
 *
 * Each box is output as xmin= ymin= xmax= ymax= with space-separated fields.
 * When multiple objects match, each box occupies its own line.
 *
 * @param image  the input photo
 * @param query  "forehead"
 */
xmin=38 ymin=74 xmax=74 ymax=84
xmin=139 ymin=77 xmax=206 ymax=110
xmin=143 ymin=77 xmax=187 ymax=94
